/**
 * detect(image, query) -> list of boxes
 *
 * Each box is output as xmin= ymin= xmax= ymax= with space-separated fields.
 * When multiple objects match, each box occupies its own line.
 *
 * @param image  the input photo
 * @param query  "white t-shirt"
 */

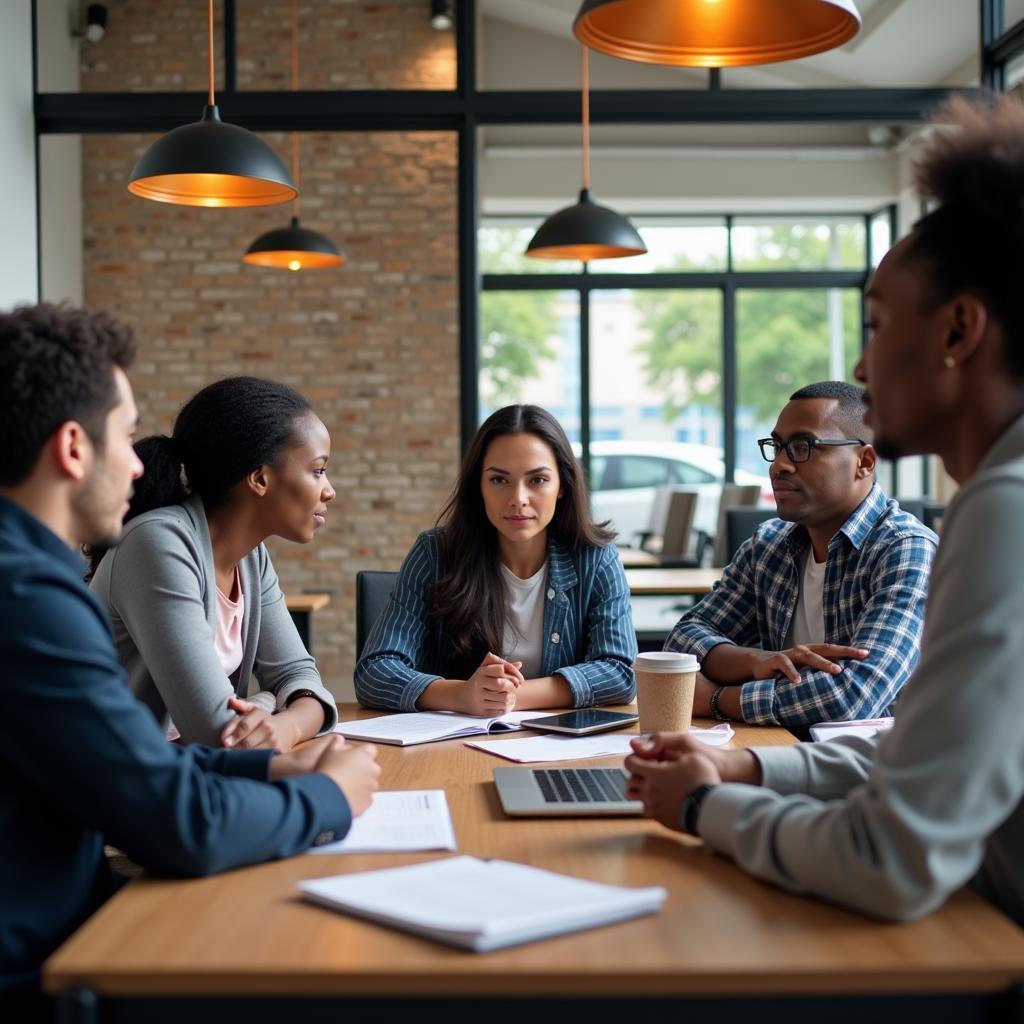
xmin=785 ymin=549 xmax=827 ymax=648
xmin=500 ymin=561 xmax=548 ymax=680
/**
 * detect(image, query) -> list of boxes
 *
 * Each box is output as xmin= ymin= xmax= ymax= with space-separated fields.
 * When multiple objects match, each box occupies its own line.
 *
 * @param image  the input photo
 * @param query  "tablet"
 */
xmin=519 ymin=709 xmax=639 ymax=736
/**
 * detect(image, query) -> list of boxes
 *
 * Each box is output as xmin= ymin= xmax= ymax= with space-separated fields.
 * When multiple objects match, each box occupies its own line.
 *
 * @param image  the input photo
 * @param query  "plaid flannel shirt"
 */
xmin=665 ymin=485 xmax=937 ymax=727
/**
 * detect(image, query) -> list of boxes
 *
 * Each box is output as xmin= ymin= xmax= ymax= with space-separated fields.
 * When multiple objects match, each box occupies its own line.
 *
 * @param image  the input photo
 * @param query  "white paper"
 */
xmin=466 ymin=723 xmax=734 ymax=763
xmin=307 ymin=790 xmax=456 ymax=854
xmin=299 ymin=855 xmax=666 ymax=951
xmin=809 ymin=718 xmax=894 ymax=743
xmin=334 ymin=710 xmax=556 ymax=746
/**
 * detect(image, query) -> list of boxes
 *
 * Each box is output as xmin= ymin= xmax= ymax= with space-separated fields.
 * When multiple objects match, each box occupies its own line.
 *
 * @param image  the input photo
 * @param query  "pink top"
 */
xmin=214 ymin=569 xmax=245 ymax=679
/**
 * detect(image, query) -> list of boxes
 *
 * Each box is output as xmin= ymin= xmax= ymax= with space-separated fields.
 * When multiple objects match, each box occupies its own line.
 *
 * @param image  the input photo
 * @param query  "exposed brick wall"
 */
xmin=81 ymin=5 xmax=460 ymax=699
xmin=81 ymin=1 xmax=456 ymax=92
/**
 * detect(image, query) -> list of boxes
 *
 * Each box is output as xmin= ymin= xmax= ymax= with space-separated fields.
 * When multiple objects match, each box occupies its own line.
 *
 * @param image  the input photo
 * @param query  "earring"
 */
xmin=944 ymin=356 xmax=956 ymax=369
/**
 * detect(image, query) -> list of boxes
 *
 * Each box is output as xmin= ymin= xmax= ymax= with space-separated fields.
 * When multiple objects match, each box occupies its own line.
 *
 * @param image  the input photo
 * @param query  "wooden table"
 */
xmin=617 ymin=546 xmax=660 ymax=567
xmin=626 ymin=567 xmax=722 ymax=596
xmin=285 ymin=592 xmax=331 ymax=652
xmin=45 ymin=704 xmax=1024 ymax=1023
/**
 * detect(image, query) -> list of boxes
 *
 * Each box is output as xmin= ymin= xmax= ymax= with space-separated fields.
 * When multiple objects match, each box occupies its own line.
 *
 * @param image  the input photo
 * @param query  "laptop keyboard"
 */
xmin=533 ymin=767 xmax=630 ymax=804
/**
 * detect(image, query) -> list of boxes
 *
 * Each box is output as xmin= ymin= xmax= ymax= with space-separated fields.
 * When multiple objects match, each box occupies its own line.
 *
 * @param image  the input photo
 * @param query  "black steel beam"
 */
xmin=35 ymin=87 xmax=977 ymax=136
xmin=483 ymin=271 xmax=867 ymax=292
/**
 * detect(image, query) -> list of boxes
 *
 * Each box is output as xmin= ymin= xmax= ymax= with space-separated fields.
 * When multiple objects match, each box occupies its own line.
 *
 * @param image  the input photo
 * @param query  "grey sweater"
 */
xmin=90 ymin=494 xmax=338 ymax=746
xmin=698 ymin=412 xmax=1024 ymax=925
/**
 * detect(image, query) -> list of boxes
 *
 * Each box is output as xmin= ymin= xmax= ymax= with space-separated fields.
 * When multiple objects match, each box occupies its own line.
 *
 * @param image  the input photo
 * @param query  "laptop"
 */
xmin=493 ymin=766 xmax=642 ymax=817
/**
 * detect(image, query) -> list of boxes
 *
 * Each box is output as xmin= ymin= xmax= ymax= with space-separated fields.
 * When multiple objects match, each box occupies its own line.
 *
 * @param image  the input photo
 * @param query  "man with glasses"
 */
xmin=664 ymin=380 xmax=937 ymax=732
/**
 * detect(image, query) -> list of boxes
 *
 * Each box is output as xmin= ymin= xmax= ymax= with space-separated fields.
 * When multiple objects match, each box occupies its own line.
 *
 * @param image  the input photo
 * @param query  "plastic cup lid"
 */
xmin=633 ymin=651 xmax=700 ymax=674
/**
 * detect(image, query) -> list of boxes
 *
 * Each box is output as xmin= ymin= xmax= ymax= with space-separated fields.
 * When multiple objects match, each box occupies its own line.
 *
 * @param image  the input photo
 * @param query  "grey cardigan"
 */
xmin=90 ymin=494 xmax=337 ymax=746
xmin=697 ymin=412 xmax=1024 ymax=926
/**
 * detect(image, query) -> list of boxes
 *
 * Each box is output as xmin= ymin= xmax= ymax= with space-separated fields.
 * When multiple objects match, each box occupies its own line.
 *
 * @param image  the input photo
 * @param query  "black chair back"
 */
xmin=724 ymin=508 xmax=777 ymax=565
xmin=355 ymin=570 xmax=399 ymax=660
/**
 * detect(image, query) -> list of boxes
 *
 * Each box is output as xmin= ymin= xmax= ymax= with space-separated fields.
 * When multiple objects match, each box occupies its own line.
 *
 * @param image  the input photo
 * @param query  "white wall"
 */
xmin=0 ymin=0 xmax=38 ymax=308
xmin=37 ymin=0 xmax=83 ymax=305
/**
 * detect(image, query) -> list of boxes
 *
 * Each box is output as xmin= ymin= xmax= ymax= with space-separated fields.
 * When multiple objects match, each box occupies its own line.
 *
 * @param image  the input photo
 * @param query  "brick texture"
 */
xmin=81 ymin=4 xmax=460 ymax=699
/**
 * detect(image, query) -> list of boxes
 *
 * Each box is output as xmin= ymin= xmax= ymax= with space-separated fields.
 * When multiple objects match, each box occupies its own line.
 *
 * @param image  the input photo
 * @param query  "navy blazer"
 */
xmin=354 ymin=529 xmax=637 ymax=710
xmin=0 ymin=498 xmax=350 ymax=993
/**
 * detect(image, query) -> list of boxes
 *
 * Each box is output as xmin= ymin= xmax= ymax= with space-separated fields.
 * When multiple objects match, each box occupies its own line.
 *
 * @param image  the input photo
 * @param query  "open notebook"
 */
xmin=299 ymin=856 xmax=666 ymax=952
xmin=334 ymin=710 xmax=554 ymax=747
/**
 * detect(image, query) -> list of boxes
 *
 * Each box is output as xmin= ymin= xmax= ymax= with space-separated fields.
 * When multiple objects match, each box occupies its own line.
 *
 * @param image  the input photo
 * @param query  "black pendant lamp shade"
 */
xmin=244 ymin=217 xmax=344 ymax=270
xmin=526 ymin=189 xmax=645 ymax=261
xmin=128 ymin=105 xmax=297 ymax=208
xmin=573 ymin=0 xmax=860 ymax=68
xmin=127 ymin=0 xmax=296 ymax=207
xmin=526 ymin=45 xmax=646 ymax=263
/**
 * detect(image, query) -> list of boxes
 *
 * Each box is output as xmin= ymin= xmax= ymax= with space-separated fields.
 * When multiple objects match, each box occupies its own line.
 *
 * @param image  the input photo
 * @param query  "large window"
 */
xmin=480 ymin=212 xmax=892 ymax=539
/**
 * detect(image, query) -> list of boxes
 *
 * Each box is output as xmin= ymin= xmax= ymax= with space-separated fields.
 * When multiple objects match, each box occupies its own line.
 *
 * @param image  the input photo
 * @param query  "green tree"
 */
xmin=635 ymin=223 xmax=864 ymax=423
xmin=480 ymin=291 xmax=557 ymax=405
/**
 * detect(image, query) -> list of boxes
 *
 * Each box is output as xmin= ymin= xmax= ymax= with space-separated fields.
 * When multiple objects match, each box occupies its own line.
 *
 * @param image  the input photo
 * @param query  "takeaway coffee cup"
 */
xmin=632 ymin=651 xmax=700 ymax=735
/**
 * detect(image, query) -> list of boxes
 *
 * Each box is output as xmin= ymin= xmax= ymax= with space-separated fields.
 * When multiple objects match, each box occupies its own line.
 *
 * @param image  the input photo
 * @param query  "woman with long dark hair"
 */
xmin=90 ymin=376 xmax=339 ymax=750
xmin=355 ymin=404 xmax=636 ymax=714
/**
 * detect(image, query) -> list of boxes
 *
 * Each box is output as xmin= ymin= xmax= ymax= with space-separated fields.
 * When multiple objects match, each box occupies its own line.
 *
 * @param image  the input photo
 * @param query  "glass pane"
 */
xmin=480 ymin=222 xmax=583 ymax=275
xmin=1007 ymin=50 xmax=1024 ymax=90
xmin=599 ymin=219 xmax=728 ymax=273
xmin=588 ymin=288 xmax=724 ymax=543
xmin=732 ymin=217 xmax=866 ymax=271
xmin=479 ymin=290 xmax=580 ymax=439
xmin=735 ymin=288 xmax=862 ymax=476
xmin=869 ymin=211 xmax=894 ymax=268
xmin=1008 ymin=0 xmax=1024 ymax=30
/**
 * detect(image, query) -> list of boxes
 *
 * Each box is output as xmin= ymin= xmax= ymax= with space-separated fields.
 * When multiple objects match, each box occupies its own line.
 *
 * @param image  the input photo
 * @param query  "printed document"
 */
xmin=299 ymin=855 xmax=666 ymax=951
xmin=334 ymin=710 xmax=555 ymax=746
xmin=307 ymin=790 xmax=456 ymax=854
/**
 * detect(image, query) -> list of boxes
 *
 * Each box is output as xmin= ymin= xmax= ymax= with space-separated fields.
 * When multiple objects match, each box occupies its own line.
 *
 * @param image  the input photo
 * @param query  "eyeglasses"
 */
xmin=758 ymin=437 xmax=866 ymax=464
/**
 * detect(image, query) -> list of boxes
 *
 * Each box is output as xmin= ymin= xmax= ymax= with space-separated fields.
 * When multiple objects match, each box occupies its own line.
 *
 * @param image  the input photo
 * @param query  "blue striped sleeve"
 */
xmin=557 ymin=546 xmax=637 ymax=706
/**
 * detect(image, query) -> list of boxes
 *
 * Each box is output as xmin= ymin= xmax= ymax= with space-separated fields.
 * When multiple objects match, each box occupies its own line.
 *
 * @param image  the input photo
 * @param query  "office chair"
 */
xmin=711 ymin=484 xmax=762 ymax=566
xmin=723 ymin=507 xmax=778 ymax=565
xmin=355 ymin=570 xmax=398 ymax=660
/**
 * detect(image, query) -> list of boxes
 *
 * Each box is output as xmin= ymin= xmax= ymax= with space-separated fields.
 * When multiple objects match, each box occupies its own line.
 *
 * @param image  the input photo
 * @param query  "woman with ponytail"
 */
xmin=90 ymin=376 xmax=338 ymax=749
xmin=355 ymin=404 xmax=636 ymax=715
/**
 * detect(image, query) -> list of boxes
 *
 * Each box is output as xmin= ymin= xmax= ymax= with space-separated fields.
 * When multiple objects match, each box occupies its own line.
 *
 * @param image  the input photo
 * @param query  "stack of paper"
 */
xmin=809 ymin=718 xmax=894 ymax=743
xmin=299 ymin=856 xmax=666 ymax=951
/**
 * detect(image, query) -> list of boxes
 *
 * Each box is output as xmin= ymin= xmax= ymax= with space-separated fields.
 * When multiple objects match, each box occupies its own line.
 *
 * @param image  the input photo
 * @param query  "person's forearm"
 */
xmin=277 ymin=696 xmax=328 ymax=745
xmin=693 ymin=673 xmax=744 ymax=720
xmin=415 ymin=678 xmax=464 ymax=711
xmin=701 ymin=642 xmax=760 ymax=683
xmin=513 ymin=675 xmax=572 ymax=710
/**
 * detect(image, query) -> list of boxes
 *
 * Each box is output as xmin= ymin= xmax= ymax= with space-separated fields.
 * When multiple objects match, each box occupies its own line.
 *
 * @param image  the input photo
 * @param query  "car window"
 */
xmin=672 ymin=461 xmax=716 ymax=485
xmin=588 ymin=455 xmax=608 ymax=490
xmin=617 ymin=456 xmax=674 ymax=489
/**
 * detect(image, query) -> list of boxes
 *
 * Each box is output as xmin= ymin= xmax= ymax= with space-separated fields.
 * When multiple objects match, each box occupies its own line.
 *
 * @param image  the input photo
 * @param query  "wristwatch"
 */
xmin=679 ymin=783 xmax=715 ymax=836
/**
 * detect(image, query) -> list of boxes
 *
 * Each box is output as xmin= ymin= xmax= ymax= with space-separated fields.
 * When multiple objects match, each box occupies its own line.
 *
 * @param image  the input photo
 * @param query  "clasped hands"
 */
xmin=625 ymin=732 xmax=761 ymax=832
xmin=460 ymin=651 xmax=525 ymax=716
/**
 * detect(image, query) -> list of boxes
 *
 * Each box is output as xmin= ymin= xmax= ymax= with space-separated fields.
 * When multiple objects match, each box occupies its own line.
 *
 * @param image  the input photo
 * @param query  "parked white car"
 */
xmin=579 ymin=441 xmax=773 ymax=544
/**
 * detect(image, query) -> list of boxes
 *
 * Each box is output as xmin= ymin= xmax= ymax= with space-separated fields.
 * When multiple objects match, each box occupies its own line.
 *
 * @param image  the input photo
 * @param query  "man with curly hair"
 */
xmin=626 ymin=94 xmax=1024 ymax=925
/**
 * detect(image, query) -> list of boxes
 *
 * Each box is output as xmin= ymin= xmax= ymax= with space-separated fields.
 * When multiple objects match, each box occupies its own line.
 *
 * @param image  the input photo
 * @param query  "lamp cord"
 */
xmin=207 ymin=0 xmax=215 ymax=106
xmin=581 ymin=43 xmax=590 ymax=192
xmin=291 ymin=0 xmax=300 ymax=217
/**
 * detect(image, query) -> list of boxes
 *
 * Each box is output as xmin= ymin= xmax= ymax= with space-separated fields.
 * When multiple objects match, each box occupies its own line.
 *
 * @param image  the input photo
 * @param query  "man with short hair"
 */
xmin=665 ymin=380 xmax=937 ymax=730
xmin=0 ymin=303 xmax=380 ymax=1001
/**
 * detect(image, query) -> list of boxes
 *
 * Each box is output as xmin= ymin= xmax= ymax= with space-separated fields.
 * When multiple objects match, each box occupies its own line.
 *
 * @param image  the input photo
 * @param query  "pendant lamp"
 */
xmin=128 ymin=0 xmax=296 ymax=207
xmin=574 ymin=0 xmax=860 ymax=68
xmin=243 ymin=0 xmax=343 ymax=270
xmin=525 ymin=46 xmax=646 ymax=261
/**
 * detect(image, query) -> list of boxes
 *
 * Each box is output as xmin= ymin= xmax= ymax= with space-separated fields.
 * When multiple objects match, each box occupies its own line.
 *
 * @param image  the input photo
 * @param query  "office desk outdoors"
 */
xmin=626 ymin=567 xmax=722 ymax=596
xmin=46 ymin=703 xmax=1024 ymax=1023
